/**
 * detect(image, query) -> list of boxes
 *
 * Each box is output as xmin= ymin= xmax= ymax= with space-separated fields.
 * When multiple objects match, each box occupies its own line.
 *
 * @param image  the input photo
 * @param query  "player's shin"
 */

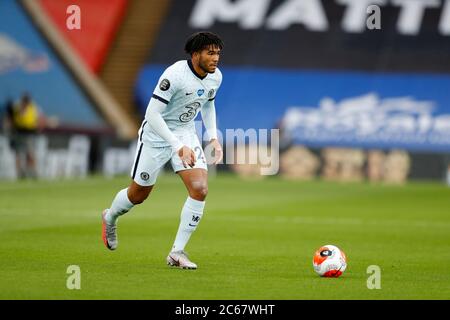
xmin=106 ymin=188 xmax=134 ymax=224
xmin=171 ymin=197 xmax=205 ymax=252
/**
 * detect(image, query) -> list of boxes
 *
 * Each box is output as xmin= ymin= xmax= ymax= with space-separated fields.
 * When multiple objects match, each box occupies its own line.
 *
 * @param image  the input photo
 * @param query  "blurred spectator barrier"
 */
xmin=278 ymin=146 xmax=411 ymax=184
xmin=0 ymin=134 xmax=90 ymax=180
xmin=0 ymin=135 xmax=17 ymax=180
xmin=102 ymin=142 xmax=135 ymax=178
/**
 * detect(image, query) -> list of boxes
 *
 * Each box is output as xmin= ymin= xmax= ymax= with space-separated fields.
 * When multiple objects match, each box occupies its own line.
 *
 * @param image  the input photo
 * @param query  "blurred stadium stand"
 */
xmin=135 ymin=0 xmax=450 ymax=182
xmin=100 ymin=0 xmax=171 ymax=124
xmin=1 ymin=0 xmax=450 ymax=182
xmin=38 ymin=0 xmax=129 ymax=74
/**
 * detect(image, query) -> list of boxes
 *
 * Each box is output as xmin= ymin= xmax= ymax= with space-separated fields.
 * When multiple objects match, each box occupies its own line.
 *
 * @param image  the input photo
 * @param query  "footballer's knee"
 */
xmin=189 ymin=182 xmax=208 ymax=201
xmin=128 ymin=192 xmax=148 ymax=204
xmin=128 ymin=182 xmax=153 ymax=204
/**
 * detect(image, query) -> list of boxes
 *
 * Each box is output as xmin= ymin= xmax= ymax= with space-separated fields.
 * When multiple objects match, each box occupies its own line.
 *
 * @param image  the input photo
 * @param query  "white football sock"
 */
xmin=171 ymin=197 xmax=205 ymax=252
xmin=106 ymin=188 xmax=134 ymax=225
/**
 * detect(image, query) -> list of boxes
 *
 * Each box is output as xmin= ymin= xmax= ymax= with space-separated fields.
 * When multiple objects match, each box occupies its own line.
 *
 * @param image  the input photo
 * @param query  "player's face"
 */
xmin=197 ymin=45 xmax=221 ymax=73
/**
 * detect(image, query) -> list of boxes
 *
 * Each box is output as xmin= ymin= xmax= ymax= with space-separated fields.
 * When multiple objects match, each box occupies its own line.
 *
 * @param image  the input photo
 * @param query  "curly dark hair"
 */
xmin=184 ymin=31 xmax=224 ymax=55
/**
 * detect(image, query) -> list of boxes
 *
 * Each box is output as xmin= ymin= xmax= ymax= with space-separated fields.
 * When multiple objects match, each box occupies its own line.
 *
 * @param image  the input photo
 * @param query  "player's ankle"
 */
xmin=105 ymin=210 xmax=117 ymax=225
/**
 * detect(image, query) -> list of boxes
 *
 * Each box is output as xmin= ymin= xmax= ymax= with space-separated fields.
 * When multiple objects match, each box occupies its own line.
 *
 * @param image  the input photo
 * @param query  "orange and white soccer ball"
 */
xmin=313 ymin=245 xmax=347 ymax=277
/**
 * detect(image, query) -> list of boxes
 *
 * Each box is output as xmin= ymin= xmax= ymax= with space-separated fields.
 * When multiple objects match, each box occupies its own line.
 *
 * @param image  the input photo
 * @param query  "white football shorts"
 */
xmin=130 ymin=133 xmax=207 ymax=186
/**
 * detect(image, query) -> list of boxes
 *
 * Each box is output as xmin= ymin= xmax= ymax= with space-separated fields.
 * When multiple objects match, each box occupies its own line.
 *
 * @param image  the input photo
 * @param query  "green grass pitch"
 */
xmin=0 ymin=174 xmax=449 ymax=299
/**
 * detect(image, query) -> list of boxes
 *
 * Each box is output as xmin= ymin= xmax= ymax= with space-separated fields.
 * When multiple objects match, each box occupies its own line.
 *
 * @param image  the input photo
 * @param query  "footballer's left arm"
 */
xmin=201 ymin=99 xmax=222 ymax=164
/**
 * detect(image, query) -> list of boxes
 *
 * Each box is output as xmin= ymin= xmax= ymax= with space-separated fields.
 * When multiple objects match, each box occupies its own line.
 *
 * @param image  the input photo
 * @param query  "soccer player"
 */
xmin=101 ymin=32 xmax=224 ymax=270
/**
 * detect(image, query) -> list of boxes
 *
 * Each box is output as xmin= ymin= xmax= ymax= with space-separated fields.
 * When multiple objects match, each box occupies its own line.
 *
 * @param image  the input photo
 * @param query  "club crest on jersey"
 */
xmin=159 ymin=79 xmax=170 ymax=91
xmin=197 ymin=89 xmax=205 ymax=97
xmin=208 ymin=89 xmax=215 ymax=98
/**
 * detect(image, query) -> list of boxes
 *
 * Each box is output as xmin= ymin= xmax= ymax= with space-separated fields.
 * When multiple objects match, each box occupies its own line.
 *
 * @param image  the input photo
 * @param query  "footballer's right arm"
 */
xmin=145 ymin=69 xmax=196 ymax=168
xmin=145 ymin=98 xmax=183 ymax=152
xmin=145 ymin=98 xmax=195 ymax=168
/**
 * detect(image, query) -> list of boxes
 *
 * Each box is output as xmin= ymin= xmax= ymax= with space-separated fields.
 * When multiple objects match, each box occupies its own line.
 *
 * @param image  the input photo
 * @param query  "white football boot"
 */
xmin=166 ymin=250 xmax=197 ymax=269
xmin=102 ymin=210 xmax=118 ymax=250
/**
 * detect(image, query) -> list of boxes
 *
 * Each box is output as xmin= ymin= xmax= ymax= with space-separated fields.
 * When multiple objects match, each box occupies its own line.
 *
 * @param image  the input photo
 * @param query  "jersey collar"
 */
xmin=188 ymin=59 xmax=207 ymax=80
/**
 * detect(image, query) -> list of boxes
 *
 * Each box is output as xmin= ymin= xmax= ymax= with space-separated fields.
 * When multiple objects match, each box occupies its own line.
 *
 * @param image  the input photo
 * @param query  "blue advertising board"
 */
xmin=136 ymin=65 xmax=450 ymax=152
xmin=135 ymin=0 xmax=450 ymax=153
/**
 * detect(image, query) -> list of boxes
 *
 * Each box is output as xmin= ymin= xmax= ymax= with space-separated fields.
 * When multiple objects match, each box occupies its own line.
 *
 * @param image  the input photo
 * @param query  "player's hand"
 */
xmin=178 ymin=146 xmax=196 ymax=168
xmin=209 ymin=139 xmax=223 ymax=165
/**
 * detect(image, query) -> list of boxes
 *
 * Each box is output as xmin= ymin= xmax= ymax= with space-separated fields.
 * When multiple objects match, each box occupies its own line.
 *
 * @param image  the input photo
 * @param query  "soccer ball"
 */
xmin=313 ymin=244 xmax=347 ymax=277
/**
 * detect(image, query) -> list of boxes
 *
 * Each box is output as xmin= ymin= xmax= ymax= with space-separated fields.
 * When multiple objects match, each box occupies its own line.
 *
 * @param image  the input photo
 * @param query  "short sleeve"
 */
xmin=152 ymin=66 xmax=180 ymax=104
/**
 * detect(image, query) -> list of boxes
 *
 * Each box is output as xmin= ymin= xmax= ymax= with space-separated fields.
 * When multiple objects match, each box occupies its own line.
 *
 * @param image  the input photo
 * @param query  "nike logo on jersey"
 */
xmin=185 ymin=92 xmax=193 ymax=95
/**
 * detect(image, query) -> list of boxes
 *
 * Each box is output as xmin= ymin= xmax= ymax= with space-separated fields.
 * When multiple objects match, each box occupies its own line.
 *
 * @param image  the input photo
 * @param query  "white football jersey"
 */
xmin=141 ymin=60 xmax=222 ymax=147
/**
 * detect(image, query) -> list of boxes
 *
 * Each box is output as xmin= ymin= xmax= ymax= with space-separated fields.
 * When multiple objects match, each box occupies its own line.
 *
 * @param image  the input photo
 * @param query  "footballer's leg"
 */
xmin=102 ymin=182 xmax=153 ymax=250
xmin=167 ymin=168 xmax=208 ymax=269
xmin=102 ymin=143 xmax=171 ymax=250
